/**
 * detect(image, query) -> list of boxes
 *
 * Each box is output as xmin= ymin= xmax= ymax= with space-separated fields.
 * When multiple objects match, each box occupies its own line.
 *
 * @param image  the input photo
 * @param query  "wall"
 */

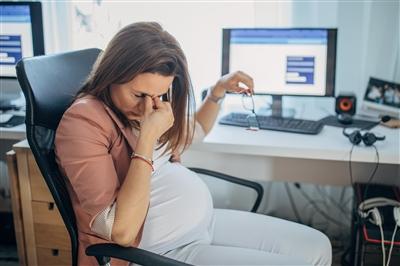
xmin=292 ymin=0 xmax=400 ymax=105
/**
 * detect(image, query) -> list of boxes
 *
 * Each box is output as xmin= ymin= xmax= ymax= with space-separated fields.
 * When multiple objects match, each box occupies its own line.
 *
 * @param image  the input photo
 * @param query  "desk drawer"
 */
xmin=28 ymin=152 xmax=53 ymax=202
xmin=32 ymin=201 xmax=64 ymax=226
xmin=36 ymin=247 xmax=71 ymax=266
xmin=34 ymin=223 xmax=71 ymax=250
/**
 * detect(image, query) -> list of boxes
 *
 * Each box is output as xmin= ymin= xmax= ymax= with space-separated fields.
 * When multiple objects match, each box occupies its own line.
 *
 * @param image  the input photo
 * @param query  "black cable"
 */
xmin=284 ymin=182 xmax=303 ymax=224
xmin=348 ymin=143 xmax=380 ymax=201
xmin=348 ymin=144 xmax=356 ymax=192
xmin=362 ymin=144 xmax=380 ymax=201
xmin=315 ymin=185 xmax=350 ymax=219
xmin=346 ymin=143 xmax=381 ymax=265
xmin=294 ymin=183 xmax=348 ymax=227
xmin=339 ymin=187 xmax=346 ymax=206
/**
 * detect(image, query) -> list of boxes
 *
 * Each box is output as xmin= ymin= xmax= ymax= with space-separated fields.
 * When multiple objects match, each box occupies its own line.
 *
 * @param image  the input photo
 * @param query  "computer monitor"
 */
xmin=0 ymin=1 xmax=44 ymax=108
xmin=222 ymin=28 xmax=337 ymax=117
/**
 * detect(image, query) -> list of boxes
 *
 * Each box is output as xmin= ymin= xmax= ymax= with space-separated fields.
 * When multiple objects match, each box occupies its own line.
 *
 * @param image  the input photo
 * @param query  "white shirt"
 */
xmin=91 ymin=119 xmax=214 ymax=254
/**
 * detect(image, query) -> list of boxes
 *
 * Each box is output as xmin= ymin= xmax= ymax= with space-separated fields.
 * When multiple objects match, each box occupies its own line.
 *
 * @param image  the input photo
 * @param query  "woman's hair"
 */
xmin=78 ymin=22 xmax=195 ymax=155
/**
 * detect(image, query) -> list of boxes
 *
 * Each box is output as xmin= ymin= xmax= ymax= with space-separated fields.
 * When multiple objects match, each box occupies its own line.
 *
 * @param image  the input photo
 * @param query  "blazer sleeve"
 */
xmin=54 ymin=101 xmax=120 ymax=225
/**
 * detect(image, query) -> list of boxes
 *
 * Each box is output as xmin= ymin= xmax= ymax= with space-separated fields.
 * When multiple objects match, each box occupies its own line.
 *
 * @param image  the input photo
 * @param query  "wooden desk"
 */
xmin=7 ymin=140 xmax=71 ymax=266
xmin=182 ymin=98 xmax=400 ymax=186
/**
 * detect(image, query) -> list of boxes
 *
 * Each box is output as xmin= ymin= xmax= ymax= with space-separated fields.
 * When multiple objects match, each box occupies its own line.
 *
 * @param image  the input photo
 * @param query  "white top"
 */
xmin=91 ymin=119 xmax=214 ymax=254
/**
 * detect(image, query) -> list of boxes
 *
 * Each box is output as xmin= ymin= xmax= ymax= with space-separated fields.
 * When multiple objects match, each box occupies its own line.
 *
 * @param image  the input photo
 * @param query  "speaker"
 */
xmin=336 ymin=93 xmax=357 ymax=124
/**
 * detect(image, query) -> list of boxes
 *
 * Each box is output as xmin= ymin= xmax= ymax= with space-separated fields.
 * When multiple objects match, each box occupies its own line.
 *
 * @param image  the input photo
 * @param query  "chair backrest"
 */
xmin=16 ymin=48 xmax=102 ymax=266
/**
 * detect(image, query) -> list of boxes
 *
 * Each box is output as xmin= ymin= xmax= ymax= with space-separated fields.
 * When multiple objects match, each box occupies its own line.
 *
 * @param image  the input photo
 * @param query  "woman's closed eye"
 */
xmin=132 ymin=92 xmax=146 ymax=98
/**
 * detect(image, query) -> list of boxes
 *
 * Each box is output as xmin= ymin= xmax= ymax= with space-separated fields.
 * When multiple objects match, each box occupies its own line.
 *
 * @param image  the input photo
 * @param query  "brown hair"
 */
xmin=78 ymin=22 xmax=195 ymax=155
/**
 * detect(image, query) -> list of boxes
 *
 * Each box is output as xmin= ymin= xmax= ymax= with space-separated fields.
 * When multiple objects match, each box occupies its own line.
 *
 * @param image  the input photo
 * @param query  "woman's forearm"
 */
xmin=111 ymin=133 xmax=156 ymax=246
xmin=196 ymin=86 xmax=223 ymax=134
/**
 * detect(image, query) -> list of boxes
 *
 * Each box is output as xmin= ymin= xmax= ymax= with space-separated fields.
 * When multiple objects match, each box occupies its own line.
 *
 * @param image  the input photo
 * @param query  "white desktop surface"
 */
xmin=0 ymin=109 xmax=26 ymax=140
xmin=0 ymin=123 xmax=26 ymax=140
xmin=191 ymin=123 xmax=399 ymax=165
xmin=183 ymin=96 xmax=399 ymax=186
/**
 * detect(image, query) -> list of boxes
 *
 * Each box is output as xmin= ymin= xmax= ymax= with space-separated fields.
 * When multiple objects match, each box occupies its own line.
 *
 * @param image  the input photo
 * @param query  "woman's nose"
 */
xmin=138 ymin=99 xmax=148 ymax=113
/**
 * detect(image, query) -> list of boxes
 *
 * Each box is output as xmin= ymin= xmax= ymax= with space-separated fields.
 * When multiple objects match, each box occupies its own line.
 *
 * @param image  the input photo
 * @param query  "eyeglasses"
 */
xmin=241 ymin=93 xmax=260 ymax=130
xmin=161 ymin=85 xmax=173 ymax=102
xmin=161 ymin=91 xmax=170 ymax=102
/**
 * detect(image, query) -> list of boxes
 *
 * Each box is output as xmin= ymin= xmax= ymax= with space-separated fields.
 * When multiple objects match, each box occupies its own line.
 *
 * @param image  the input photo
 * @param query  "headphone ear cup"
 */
xmin=349 ymin=130 xmax=362 ymax=145
xmin=368 ymin=208 xmax=383 ymax=226
xmin=362 ymin=132 xmax=377 ymax=146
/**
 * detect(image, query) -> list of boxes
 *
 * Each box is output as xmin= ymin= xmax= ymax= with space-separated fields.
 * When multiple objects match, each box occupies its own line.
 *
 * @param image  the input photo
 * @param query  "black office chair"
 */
xmin=16 ymin=48 xmax=263 ymax=266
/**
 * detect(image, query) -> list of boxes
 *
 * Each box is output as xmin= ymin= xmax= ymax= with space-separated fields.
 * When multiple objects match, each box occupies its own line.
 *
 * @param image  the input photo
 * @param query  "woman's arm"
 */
xmin=111 ymin=133 xmax=156 ymax=246
xmin=196 ymin=71 xmax=254 ymax=135
xmin=111 ymin=96 xmax=174 ymax=246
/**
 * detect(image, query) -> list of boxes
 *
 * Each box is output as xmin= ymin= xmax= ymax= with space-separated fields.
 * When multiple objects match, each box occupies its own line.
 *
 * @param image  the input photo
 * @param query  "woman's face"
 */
xmin=110 ymin=72 xmax=174 ymax=121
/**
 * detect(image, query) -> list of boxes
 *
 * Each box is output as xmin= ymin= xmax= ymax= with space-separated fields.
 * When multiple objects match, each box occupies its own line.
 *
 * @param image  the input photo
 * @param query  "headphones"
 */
xmin=343 ymin=127 xmax=385 ymax=146
xmin=358 ymin=197 xmax=400 ymax=226
xmin=358 ymin=197 xmax=400 ymax=266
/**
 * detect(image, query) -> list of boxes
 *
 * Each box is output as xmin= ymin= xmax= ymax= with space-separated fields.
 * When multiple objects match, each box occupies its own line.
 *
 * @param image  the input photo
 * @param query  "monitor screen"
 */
xmin=222 ymin=28 xmax=337 ymax=97
xmin=1 ymin=4 xmax=33 ymax=77
xmin=0 ymin=2 xmax=44 ymax=77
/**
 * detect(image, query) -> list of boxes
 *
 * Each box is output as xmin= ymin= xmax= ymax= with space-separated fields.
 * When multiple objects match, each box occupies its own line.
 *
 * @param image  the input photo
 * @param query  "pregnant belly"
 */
xmin=138 ymin=162 xmax=213 ymax=253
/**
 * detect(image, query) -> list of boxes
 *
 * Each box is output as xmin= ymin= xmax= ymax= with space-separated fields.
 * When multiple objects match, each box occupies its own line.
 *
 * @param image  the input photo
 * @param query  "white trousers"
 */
xmin=163 ymin=209 xmax=332 ymax=266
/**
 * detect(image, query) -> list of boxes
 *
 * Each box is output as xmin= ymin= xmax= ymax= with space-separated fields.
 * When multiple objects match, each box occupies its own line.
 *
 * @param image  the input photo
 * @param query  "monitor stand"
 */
xmin=258 ymin=95 xmax=296 ymax=118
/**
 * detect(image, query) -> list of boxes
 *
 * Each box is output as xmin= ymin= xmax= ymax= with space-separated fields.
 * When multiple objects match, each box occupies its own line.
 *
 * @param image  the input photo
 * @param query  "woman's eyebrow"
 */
xmin=133 ymin=90 xmax=166 ymax=98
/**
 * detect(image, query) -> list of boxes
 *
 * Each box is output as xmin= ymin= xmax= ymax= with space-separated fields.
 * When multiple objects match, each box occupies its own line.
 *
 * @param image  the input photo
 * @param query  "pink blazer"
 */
xmin=55 ymin=96 xmax=145 ymax=266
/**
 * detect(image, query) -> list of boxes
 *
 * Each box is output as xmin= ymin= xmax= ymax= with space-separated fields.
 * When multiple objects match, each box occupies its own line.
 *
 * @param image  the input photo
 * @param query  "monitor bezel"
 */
xmin=0 ymin=1 xmax=45 ymax=79
xmin=221 ymin=27 xmax=337 ymax=97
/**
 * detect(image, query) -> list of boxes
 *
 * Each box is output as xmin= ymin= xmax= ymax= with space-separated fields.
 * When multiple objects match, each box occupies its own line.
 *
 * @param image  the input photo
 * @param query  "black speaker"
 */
xmin=336 ymin=93 xmax=357 ymax=124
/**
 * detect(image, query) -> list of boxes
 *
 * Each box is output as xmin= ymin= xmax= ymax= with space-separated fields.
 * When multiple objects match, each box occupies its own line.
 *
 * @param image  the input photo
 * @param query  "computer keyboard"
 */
xmin=0 ymin=114 xmax=25 ymax=128
xmin=219 ymin=112 xmax=324 ymax=134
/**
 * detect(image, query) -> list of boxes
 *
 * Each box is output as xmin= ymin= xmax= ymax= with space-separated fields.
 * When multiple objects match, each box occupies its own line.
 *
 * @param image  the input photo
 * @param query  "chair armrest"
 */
xmin=188 ymin=167 xmax=263 ymax=212
xmin=86 ymin=243 xmax=193 ymax=266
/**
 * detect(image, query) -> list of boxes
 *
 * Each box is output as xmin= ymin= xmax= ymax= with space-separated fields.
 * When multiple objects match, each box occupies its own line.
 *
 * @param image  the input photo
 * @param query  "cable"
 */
xmin=348 ymin=144 xmax=356 ymax=195
xmin=362 ymin=144 xmax=380 ymax=201
xmin=348 ymin=144 xmax=380 ymax=202
xmin=294 ymin=183 xmax=348 ymax=228
xmin=386 ymin=225 xmax=398 ymax=266
xmin=284 ymin=182 xmax=303 ymax=224
xmin=379 ymin=224 xmax=386 ymax=266
xmin=315 ymin=185 xmax=351 ymax=220
xmin=339 ymin=187 xmax=346 ymax=206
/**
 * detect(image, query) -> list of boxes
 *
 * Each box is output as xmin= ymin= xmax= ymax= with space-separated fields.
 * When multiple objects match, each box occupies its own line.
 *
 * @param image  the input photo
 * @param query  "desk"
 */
xmin=182 ymin=97 xmax=400 ymax=186
xmin=0 ymin=114 xmax=26 ymax=212
xmin=0 ymin=123 xmax=26 ymax=140
xmin=0 ymin=110 xmax=26 ymax=140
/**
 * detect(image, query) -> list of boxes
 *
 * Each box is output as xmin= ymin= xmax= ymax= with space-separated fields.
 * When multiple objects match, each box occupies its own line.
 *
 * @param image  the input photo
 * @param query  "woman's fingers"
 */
xmin=152 ymin=96 xmax=161 ymax=109
xmin=153 ymin=96 xmax=172 ymax=112
xmin=143 ymin=95 xmax=153 ymax=117
xmin=221 ymin=71 xmax=254 ymax=95
xmin=235 ymin=71 xmax=254 ymax=94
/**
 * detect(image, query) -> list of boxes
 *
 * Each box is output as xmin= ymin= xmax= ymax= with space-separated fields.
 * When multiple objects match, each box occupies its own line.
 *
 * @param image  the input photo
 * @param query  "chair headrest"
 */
xmin=16 ymin=48 xmax=102 ymax=130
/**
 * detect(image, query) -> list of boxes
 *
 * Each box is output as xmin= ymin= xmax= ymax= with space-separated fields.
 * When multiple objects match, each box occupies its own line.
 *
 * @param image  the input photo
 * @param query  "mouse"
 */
xmin=337 ymin=114 xmax=353 ymax=125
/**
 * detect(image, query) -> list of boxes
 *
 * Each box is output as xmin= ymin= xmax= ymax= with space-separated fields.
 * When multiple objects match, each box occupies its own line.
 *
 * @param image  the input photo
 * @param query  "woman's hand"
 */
xmin=139 ymin=96 xmax=174 ymax=141
xmin=211 ymin=71 xmax=254 ymax=97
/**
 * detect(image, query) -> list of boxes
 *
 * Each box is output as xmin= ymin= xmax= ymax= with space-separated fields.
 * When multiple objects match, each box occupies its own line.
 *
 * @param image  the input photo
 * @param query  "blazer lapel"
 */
xmin=103 ymin=104 xmax=137 ymax=151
